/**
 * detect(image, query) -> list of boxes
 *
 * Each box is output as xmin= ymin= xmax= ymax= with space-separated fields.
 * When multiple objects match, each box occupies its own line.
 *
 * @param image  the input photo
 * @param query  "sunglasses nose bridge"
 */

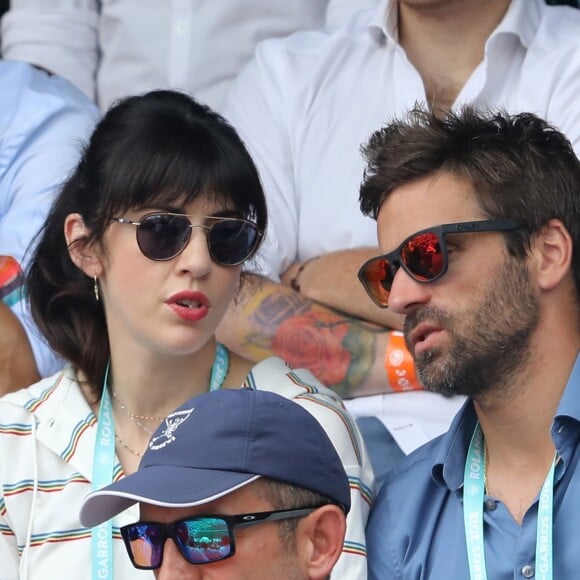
xmin=158 ymin=528 xmax=199 ymax=576
xmin=381 ymin=258 xmax=402 ymax=307
xmin=390 ymin=257 xmax=401 ymax=276
xmin=388 ymin=258 xmax=441 ymax=314
xmin=174 ymin=223 xmax=215 ymax=264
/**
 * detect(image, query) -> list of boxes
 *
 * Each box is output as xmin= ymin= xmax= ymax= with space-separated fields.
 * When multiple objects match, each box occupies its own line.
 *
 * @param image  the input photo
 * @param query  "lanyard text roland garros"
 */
xmin=91 ymin=344 xmax=229 ymax=579
xmin=463 ymin=422 xmax=556 ymax=580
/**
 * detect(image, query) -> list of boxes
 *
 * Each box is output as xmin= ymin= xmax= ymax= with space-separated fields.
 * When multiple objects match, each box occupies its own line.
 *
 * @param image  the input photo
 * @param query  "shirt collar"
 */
xmin=487 ymin=0 xmax=542 ymax=51
xmin=431 ymin=352 xmax=580 ymax=490
xmin=554 ymin=353 xmax=580 ymax=424
xmin=31 ymin=367 xmax=98 ymax=481
xmin=430 ymin=399 xmax=477 ymax=491
xmin=367 ymin=0 xmax=543 ymax=51
xmin=368 ymin=0 xmax=397 ymax=45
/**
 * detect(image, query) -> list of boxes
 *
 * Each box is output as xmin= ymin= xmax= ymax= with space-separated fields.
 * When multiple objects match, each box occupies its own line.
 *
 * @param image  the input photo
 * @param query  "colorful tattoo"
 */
xmin=0 ymin=256 xmax=25 ymax=307
xmin=243 ymin=287 xmax=382 ymax=397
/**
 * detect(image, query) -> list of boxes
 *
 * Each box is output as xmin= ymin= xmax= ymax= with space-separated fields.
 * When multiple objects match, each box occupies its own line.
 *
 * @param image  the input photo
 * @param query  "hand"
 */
xmin=281 ymin=262 xmax=301 ymax=288
xmin=281 ymin=250 xmax=405 ymax=331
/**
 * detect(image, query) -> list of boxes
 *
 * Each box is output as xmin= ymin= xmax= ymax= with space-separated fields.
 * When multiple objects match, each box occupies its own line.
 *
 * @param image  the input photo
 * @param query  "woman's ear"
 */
xmin=64 ymin=213 xmax=103 ymax=277
xmin=295 ymin=504 xmax=347 ymax=579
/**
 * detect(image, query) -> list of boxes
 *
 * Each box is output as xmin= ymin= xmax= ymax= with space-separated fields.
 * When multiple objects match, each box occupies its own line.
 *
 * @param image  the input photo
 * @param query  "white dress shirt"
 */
xmin=1 ymin=0 xmax=379 ymax=111
xmin=223 ymin=0 xmax=580 ymax=451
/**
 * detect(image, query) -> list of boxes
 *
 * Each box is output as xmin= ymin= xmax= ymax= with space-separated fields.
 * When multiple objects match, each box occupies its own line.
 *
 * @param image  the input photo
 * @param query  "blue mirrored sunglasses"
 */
xmin=121 ymin=506 xmax=320 ymax=570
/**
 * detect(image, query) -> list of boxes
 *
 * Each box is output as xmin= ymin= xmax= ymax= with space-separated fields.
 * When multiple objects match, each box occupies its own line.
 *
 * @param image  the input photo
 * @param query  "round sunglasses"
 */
xmin=358 ymin=219 xmax=522 ymax=308
xmin=120 ymin=507 xmax=319 ymax=569
xmin=109 ymin=212 xmax=263 ymax=265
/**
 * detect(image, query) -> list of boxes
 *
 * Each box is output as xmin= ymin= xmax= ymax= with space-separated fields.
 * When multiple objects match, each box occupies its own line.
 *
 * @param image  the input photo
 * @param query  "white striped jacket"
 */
xmin=0 ymin=357 xmax=374 ymax=579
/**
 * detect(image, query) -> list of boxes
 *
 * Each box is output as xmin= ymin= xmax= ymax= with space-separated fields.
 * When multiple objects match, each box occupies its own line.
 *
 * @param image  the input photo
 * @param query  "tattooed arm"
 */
xmin=280 ymin=248 xmax=404 ymax=329
xmin=217 ymin=272 xmax=400 ymax=399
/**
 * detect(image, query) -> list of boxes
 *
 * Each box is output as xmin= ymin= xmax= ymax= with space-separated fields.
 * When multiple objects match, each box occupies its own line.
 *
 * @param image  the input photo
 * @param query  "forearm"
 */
xmin=1 ymin=1 xmax=99 ymax=101
xmin=0 ymin=301 xmax=40 ymax=395
xmin=281 ymin=248 xmax=405 ymax=330
xmin=218 ymin=275 xmax=399 ymax=398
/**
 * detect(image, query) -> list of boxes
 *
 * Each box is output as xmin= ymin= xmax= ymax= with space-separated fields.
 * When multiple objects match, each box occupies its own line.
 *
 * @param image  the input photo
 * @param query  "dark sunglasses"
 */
xmin=110 ymin=212 xmax=263 ymax=265
xmin=120 ymin=507 xmax=319 ymax=570
xmin=358 ymin=219 xmax=522 ymax=308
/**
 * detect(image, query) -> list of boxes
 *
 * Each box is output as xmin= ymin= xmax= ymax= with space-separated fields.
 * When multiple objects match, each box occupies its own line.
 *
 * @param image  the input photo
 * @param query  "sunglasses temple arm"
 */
xmin=235 ymin=507 xmax=316 ymax=530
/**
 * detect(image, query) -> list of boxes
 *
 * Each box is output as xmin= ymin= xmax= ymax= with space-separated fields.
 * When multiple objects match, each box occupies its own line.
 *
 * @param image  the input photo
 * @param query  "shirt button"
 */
xmin=484 ymin=499 xmax=497 ymax=511
xmin=521 ymin=564 xmax=534 ymax=578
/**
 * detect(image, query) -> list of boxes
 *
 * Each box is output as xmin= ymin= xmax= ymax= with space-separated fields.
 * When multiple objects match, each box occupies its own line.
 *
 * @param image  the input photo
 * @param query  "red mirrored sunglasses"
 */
xmin=358 ymin=219 xmax=522 ymax=308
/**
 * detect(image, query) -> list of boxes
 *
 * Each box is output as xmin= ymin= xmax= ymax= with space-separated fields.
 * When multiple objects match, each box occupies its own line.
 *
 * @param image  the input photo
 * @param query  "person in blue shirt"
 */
xmin=359 ymin=107 xmax=580 ymax=579
xmin=0 ymin=60 xmax=100 ymax=393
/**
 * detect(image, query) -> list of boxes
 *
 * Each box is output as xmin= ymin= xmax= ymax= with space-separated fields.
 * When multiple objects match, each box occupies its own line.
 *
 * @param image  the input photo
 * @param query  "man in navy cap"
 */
xmin=80 ymin=388 xmax=349 ymax=579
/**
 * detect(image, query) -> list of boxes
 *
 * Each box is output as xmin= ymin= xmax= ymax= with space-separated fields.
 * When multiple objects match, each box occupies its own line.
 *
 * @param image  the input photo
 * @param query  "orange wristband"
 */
xmin=385 ymin=331 xmax=422 ymax=392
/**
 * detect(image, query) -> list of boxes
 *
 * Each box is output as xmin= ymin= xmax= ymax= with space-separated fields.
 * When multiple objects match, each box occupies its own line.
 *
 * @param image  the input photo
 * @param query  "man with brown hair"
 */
xmin=360 ymin=107 xmax=580 ymax=578
xmin=217 ymin=0 xmax=580 ymax=484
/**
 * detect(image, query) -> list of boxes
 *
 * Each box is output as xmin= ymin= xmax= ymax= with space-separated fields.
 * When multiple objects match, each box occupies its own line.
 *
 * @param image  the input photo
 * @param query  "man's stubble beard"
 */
xmin=405 ymin=256 xmax=539 ymax=398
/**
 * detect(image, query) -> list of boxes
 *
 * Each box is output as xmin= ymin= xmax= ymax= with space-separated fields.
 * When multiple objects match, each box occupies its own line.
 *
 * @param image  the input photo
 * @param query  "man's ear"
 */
xmin=531 ymin=219 xmax=573 ymax=292
xmin=64 ymin=213 xmax=103 ymax=277
xmin=296 ymin=505 xmax=346 ymax=579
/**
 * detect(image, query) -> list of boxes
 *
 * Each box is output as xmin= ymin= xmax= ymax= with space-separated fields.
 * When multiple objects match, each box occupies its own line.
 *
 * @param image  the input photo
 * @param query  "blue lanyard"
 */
xmin=91 ymin=364 xmax=115 ymax=580
xmin=90 ymin=344 xmax=229 ymax=579
xmin=463 ymin=422 xmax=556 ymax=580
xmin=210 ymin=343 xmax=229 ymax=392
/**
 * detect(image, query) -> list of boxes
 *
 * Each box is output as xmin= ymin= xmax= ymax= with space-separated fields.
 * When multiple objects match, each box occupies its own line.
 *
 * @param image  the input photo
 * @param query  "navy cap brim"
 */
xmin=79 ymin=465 xmax=260 ymax=528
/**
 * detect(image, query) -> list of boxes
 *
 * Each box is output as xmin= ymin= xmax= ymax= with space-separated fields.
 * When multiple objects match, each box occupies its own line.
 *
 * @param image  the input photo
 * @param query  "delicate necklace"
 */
xmin=108 ymin=343 xmax=231 ymax=458
xmin=114 ymin=433 xmax=144 ymax=458
xmin=111 ymin=390 xmax=164 ymax=420
xmin=111 ymin=390 xmax=164 ymax=435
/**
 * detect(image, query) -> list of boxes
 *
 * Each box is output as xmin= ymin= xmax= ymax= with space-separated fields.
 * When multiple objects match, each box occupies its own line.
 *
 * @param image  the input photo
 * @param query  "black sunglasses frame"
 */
xmin=120 ymin=506 xmax=320 ymax=570
xmin=110 ymin=212 xmax=263 ymax=266
xmin=358 ymin=219 xmax=523 ymax=308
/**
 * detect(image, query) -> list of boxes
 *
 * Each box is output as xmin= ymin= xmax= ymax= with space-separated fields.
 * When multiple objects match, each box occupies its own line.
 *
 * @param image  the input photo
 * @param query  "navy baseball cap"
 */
xmin=80 ymin=388 xmax=350 ymax=527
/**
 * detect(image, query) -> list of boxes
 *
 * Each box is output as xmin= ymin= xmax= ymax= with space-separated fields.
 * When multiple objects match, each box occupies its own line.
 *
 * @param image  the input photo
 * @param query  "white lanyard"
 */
xmin=463 ymin=422 xmax=556 ymax=580
xmin=90 ymin=344 xmax=229 ymax=579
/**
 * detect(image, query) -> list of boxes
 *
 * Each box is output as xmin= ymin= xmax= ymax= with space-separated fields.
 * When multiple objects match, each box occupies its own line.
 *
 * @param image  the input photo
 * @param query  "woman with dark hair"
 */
xmin=0 ymin=90 xmax=373 ymax=579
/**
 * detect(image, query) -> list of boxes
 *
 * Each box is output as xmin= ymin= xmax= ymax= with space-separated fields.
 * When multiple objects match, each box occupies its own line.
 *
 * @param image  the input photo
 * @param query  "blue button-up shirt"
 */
xmin=0 ymin=61 xmax=99 ymax=376
xmin=367 ymin=354 xmax=580 ymax=579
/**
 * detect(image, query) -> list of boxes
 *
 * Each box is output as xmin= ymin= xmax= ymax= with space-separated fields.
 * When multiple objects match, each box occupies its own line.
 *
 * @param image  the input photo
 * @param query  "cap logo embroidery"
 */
xmin=149 ymin=408 xmax=194 ymax=450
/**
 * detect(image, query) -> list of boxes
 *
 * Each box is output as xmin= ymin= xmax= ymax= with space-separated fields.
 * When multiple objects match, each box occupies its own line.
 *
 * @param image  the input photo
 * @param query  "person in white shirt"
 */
xmin=0 ymin=60 xmax=99 ymax=394
xmin=216 ymin=0 xmax=580 ymax=484
xmin=0 ymin=0 xmax=378 ymax=112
